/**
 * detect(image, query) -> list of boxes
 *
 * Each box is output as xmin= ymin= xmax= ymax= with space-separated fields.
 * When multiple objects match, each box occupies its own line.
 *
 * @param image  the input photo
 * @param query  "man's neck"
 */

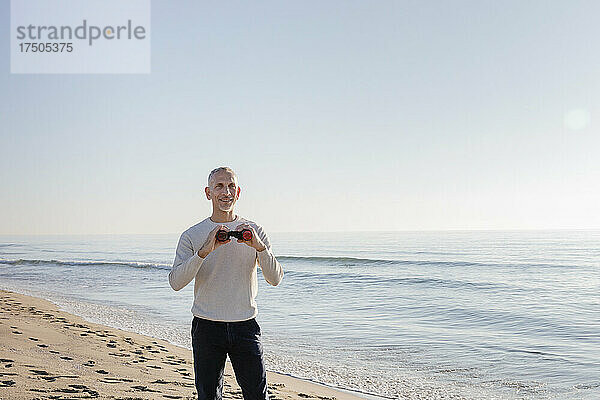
xmin=210 ymin=210 xmax=237 ymax=223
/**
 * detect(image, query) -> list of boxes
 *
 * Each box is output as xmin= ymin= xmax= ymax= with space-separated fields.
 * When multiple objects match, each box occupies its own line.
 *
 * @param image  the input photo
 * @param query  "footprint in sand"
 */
xmin=82 ymin=360 xmax=96 ymax=367
xmin=30 ymin=369 xmax=50 ymax=376
xmin=100 ymin=377 xmax=134 ymax=383
xmin=297 ymin=395 xmax=335 ymax=400
xmin=109 ymin=352 xmax=130 ymax=357
xmin=11 ymin=330 xmax=22 ymax=335
xmin=60 ymin=356 xmax=73 ymax=360
xmin=28 ymin=337 xmax=39 ymax=341
xmin=131 ymin=385 xmax=160 ymax=392
xmin=54 ymin=384 xmax=100 ymax=398
xmin=270 ymin=383 xmax=285 ymax=388
xmin=29 ymin=370 xmax=78 ymax=383
xmin=150 ymin=379 xmax=171 ymax=384
xmin=28 ymin=369 xmax=77 ymax=382
xmin=95 ymin=369 xmax=109 ymax=374
xmin=54 ymin=387 xmax=80 ymax=393
xmin=174 ymin=368 xmax=191 ymax=377
xmin=37 ymin=343 xmax=49 ymax=348
xmin=0 ymin=379 xmax=16 ymax=387
xmin=164 ymin=361 xmax=184 ymax=366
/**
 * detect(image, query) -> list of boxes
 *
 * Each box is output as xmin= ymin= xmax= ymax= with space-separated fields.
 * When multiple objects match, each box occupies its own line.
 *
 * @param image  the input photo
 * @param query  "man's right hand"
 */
xmin=197 ymin=225 xmax=230 ymax=258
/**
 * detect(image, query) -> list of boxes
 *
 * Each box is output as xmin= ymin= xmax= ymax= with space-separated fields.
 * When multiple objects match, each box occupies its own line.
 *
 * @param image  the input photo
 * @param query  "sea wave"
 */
xmin=1 ymin=255 xmax=581 ymax=273
xmin=283 ymin=269 xmax=512 ymax=291
xmin=278 ymin=255 xmax=579 ymax=270
xmin=0 ymin=258 xmax=172 ymax=270
xmin=1 ymin=256 xmax=412 ymax=270
xmin=278 ymin=255 xmax=400 ymax=265
xmin=0 ymin=258 xmax=519 ymax=292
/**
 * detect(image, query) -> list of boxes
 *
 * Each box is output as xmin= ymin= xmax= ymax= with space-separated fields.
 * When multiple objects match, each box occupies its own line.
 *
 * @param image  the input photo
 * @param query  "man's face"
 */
xmin=205 ymin=171 xmax=240 ymax=212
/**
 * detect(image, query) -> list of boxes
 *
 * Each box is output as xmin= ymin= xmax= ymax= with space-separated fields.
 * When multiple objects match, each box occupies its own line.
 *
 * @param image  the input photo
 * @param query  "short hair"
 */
xmin=207 ymin=167 xmax=237 ymax=186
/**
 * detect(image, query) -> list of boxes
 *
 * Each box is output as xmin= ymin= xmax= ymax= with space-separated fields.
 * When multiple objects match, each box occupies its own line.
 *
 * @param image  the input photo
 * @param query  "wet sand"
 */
xmin=0 ymin=289 xmax=360 ymax=400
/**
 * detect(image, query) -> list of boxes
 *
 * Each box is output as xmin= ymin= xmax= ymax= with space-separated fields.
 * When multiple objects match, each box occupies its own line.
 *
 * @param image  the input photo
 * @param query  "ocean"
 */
xmin=0 ymin=230 xmax=598 ymax=399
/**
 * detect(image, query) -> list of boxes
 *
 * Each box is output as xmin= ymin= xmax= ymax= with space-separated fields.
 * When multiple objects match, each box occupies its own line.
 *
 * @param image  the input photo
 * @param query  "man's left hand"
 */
xmin=234 ymin=224 xmax=266 ymax=252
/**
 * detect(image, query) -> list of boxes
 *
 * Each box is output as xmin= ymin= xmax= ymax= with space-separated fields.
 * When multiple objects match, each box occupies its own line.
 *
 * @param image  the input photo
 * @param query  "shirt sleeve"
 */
xmin=169 ymin=232 xmax=205 ymax=291
xmin=254 ymin=224 xmax=284 ymax=286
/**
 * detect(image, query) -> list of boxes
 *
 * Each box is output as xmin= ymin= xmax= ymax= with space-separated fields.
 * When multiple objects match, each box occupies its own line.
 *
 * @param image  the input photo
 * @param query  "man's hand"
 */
xmin=235 ymin=224 xmax=266 ymax=252
xmin=197 ymin=225 xmax=230 ymax=258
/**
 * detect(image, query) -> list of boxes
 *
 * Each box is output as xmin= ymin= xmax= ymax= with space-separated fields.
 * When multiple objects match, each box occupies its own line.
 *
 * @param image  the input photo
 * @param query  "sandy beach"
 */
xmin=0 ymin=289 xmax=360 ymax=400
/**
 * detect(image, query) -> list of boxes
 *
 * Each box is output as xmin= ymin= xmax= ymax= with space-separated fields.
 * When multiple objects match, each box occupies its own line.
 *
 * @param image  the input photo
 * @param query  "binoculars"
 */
xmin=216 ymin=229 xmax=253 ymax=242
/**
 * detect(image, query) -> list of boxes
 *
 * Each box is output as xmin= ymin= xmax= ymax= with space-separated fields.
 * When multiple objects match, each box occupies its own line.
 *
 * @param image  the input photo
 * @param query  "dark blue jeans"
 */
xmin=191 ymin=316 xmax=268 ymax=400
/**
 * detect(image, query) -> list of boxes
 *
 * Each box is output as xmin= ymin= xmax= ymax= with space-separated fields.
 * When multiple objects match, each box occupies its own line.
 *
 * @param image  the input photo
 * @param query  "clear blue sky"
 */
xmin=1 ymin=1 xmax=599 ymax=234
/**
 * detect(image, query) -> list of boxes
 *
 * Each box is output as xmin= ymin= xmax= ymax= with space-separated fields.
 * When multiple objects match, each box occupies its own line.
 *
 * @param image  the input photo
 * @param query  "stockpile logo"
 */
xmin=11 ymin=0 xmax=151 ymax=74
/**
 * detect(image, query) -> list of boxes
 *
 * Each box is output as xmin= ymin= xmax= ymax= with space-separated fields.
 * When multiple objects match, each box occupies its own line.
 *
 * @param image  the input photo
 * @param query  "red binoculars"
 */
xmin=216 ymin=229 xmax=253 ymax=242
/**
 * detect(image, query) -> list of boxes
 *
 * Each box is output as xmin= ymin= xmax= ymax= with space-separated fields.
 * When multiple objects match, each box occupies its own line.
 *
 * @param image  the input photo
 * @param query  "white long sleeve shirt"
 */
xmin=169 ymin=216 xmax=283 ymax=322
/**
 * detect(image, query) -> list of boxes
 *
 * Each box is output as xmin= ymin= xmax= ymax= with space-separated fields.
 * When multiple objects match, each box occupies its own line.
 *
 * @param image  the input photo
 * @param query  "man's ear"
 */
xmin=236 ymin=187 xmax=241 ymax=199
xmin=205 ymin=187 xmax=211 ymax=200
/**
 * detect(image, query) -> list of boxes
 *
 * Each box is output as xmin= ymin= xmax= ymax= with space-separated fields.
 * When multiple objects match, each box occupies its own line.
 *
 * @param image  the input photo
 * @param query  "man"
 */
xmin=169 ymin=167 xmax=283 ymax=400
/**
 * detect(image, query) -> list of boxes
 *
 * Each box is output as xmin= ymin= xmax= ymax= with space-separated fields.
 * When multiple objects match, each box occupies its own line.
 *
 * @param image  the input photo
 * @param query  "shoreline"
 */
xmin=0 ymin=289 xmax=362 ymax=400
